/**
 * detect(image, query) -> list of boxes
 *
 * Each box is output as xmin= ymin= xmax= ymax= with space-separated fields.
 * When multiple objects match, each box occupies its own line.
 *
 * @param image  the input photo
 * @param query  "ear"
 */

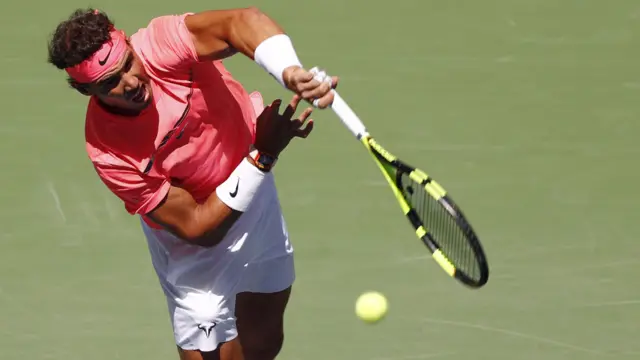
xmin=67 ymin=78 xmax=92 ymax=96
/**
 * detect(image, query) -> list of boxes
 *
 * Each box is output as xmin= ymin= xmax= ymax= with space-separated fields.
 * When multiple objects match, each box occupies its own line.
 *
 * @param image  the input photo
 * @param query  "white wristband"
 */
xmin=254 ymin=34 xmax=303 ymax=87
xmin=216 ymin=158 xmax=268 ymax=212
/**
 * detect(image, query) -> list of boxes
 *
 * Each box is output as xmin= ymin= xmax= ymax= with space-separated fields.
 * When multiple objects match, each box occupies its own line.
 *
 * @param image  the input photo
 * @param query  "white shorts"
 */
xmin=140 ymin=174 xmax=295 ymax=352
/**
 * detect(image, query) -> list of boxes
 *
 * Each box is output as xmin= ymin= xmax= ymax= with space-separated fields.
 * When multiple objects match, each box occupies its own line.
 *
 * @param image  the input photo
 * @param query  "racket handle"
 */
xmin=329 ymin=90 xmax=369 ymax=139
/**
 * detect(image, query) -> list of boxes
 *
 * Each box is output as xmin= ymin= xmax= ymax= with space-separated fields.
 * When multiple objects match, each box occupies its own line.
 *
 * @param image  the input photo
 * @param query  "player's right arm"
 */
xmin=184 ymin=7 xmax=338 ymax=109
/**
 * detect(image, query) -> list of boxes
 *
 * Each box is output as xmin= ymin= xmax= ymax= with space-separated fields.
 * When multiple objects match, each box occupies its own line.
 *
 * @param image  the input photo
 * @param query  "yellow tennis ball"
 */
xmin=355 ymin=291 xmax=388 ymax=323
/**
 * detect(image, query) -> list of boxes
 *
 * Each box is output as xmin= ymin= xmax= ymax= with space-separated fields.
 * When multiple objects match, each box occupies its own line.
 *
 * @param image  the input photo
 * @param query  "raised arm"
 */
xmin=184 ymin=7 xmax=338 ymax=109
xmin=184 ymin=7 xmax=285 ymax=61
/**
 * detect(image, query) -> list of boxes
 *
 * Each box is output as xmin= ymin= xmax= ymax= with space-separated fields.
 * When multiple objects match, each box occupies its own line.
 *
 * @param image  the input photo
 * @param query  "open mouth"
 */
xmin=130 ymin=86 xmax=147 ymax=103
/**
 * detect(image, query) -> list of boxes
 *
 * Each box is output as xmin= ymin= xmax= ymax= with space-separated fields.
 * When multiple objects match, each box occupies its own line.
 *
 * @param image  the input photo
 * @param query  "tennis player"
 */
xmin=46 ymin=7 xmax=337 ymax=360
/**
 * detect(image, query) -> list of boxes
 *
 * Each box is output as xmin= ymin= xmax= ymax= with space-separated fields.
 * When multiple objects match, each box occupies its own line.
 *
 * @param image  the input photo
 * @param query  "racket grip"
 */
xmin=329 ymin=90 xmax=368 ymax=139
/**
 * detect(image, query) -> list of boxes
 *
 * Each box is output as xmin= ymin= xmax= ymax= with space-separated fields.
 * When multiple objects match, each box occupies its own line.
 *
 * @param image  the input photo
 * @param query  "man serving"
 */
xmin=47 ymin=7 xmax=337 ymax=360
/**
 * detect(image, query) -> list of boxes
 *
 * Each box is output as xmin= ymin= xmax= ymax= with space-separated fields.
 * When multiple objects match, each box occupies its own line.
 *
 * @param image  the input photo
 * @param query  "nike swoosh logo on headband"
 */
xmin=98 ymin=47 xmax=113 ymax=66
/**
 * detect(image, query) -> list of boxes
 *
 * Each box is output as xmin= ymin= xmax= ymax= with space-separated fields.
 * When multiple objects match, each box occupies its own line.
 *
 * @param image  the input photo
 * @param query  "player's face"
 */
xmin=92 ymin=46 xmax=152 ymax=112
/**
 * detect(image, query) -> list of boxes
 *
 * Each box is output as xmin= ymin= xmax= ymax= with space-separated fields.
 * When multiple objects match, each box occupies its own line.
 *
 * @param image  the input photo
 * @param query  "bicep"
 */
xmin=184 ymin=10 xmax=237 ymax=60
xmin=184 ymin=7 xmax=284 ymax=61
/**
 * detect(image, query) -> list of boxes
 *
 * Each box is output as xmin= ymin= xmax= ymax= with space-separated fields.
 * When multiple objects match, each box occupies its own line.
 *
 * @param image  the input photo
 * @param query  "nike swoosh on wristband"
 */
xmin=229 ymin=178 xmax=239 ymax=197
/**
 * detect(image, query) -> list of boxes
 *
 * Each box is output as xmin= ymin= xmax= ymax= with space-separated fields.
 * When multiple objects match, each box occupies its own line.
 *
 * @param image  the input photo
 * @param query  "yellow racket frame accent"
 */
xmin=360 ymin=136 xmax=480 ymax=285
xmin=326 ymin=89 xmax=488 ymax=288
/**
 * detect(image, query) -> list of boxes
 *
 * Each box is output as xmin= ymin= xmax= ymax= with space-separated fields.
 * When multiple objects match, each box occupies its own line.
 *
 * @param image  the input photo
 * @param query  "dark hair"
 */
xmin=47 ymin=8 xmax=115 ymax=89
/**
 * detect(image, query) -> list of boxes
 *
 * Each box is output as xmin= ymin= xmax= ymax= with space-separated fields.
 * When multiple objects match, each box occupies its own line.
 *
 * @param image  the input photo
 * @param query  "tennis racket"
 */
xmin=318 ymin=74 xmax=490 ymax=288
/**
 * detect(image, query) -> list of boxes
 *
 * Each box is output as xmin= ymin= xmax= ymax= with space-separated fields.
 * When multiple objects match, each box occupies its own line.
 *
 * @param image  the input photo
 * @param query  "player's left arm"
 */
xmin=184 ymin=7 xmax=338 ymax=108
xmin=184 ymin=7 xmax=283 ymax=62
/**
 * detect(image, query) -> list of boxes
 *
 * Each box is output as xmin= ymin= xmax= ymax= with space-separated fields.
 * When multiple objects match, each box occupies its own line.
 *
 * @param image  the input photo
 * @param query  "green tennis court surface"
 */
xmin=2 ymin=0 xmax=639 ymax=359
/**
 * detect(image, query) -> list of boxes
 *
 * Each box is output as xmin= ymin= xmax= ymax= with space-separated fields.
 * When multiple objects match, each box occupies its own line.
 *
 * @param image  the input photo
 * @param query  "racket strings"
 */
xmin=400 ymin=175 xmax=481 ymax=281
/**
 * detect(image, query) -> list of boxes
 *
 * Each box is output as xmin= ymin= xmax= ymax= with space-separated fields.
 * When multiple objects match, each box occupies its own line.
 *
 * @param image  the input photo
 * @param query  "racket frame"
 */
xmin=326 ymin=89 xmax=489 ymax=288
xmin=361 ymin=136 xmax=489 ymax=288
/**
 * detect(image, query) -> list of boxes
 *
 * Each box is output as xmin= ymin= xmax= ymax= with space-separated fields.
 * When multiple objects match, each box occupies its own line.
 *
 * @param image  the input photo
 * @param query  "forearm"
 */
xmin=188 ymin=197 xmax=241 ymax=247
xmin=148 ymin=188 xmax=238 ymax=246
xmin=194 ymin=157 xmax=268 ymax=246
xmin=148 ymin=157 xmax=269 ymax=247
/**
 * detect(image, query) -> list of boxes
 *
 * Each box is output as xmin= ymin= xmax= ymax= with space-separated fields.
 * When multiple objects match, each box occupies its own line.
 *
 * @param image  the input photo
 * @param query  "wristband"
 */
xmin=216 ymin=158 xmax=268 ymax=212
xmin=254 ymin=34 xmax=303 ymax=87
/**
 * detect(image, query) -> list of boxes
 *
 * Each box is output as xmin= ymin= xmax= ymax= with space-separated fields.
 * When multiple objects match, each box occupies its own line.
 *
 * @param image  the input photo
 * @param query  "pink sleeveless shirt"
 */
xmin=84 ymin=13 xmax=263 ymax=229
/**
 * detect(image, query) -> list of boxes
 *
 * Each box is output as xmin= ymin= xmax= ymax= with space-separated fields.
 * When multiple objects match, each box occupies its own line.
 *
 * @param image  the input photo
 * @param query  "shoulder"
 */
xmin=130 ymin=13 xmax=200 ymax=75
xmin=132 ymin=12 xmax=194 ymax=39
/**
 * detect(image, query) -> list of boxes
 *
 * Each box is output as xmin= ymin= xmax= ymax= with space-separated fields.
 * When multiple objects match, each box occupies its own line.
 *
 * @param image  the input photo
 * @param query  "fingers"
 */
xmin=290 ymin=68 xmax=314 ymax=84
xmin=289 ymin=105 xmax=314 ymax=139
xmin=287 ymin=106 xmax=312 ymax=129
xmin=282 ymin=94 xmax=301 ymax=120
xmin=271 ymin=98 xmax=282 ymax=113
xmin=256 ymin=102 xmax=273 ymax=123
xmin=295 ymin=77 xmax=324 ymax=93
xmin=260 ymin=95 xmax=314 ymax=144
xmin=306 ymin=67 xmax=337 ymax=109
xmin=294 ymin=119 xmax=314 ymax=138
xmin=330 ymin=75 xmax=339 ymax=89
xmin=298 ymin=106 xmax=313 ymax=122
xmin=287 ymin=67 xmax=338 ymax=109
xmin=300 ymin=81 xmax=333 ymax=102
xmin=282 ymin=95 xmax=313 ymax=121
xmin=286 ymin=68 xmax=319 ymax=96
xmin=311 ymin=91 xmax=335 ymax=109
